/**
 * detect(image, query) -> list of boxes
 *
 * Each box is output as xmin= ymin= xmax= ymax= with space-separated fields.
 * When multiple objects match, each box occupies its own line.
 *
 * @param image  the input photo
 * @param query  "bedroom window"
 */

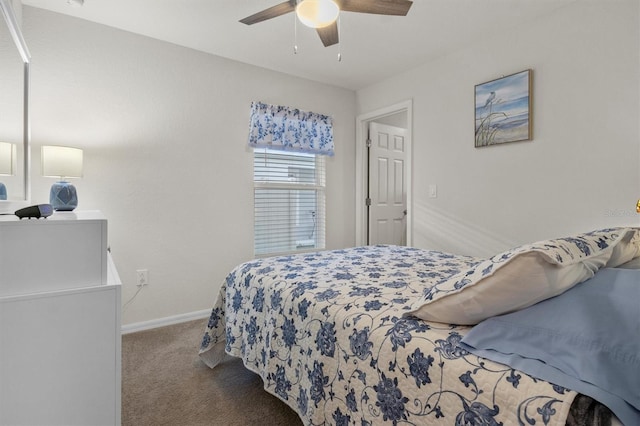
xmin=253 ymin=148 xmax=326 ymax=256
xmin=247 ymin=101 xmax=333 ymax=256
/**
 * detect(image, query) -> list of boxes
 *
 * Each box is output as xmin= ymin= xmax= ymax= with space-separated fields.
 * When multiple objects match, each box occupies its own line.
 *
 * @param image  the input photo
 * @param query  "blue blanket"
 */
xmin=460 ymin=268 xmax=640 ymax=426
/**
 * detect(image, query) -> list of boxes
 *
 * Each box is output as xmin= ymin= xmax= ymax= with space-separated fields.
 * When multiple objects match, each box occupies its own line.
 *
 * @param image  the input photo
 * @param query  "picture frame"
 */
xmin=475 ymin=69 xmax=532 ymax=147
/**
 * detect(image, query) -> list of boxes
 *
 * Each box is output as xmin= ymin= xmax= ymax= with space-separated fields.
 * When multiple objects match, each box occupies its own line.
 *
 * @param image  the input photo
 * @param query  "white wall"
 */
xmin=23 ymin=7 xmax=356 ymax=325
xmin=358 ymin=0 xmax=640 ymax=257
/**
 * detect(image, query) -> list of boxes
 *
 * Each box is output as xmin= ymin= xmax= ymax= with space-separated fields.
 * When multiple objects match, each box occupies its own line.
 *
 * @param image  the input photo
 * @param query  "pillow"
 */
xmin=406 ymin=228 xmax=636 ymax=325
xmin=458 ymin=268 xmax=640 ymax=426
xmin=614 ymin=256 xmax=640 ymax=269
xmin=606 ymin=227 xmax=640 ymax=267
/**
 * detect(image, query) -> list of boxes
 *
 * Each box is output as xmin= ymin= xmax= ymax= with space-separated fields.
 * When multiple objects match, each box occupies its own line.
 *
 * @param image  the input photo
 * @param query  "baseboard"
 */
xmin=121 ymin=309 xmax=211 ymax=335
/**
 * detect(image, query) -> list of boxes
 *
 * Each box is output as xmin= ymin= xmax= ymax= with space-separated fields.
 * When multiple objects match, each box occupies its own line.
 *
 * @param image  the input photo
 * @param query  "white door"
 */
xmin=368 ymin=122 xmax=408 ymax=245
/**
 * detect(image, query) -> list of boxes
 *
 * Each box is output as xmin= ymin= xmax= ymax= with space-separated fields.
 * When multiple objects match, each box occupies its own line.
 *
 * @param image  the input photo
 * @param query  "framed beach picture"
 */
xmin=475 ymin=69 xmax=532 ymax=147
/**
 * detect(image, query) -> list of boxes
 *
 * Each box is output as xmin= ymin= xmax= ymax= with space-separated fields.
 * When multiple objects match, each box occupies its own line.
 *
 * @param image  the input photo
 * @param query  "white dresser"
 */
xmin=0 ymin=211 xmax=121 ymax=426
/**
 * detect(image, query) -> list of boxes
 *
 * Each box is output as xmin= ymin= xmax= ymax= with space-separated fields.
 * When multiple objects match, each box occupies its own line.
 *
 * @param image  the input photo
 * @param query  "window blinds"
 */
xmin=254 ymin=148 xmax=326 ymax=256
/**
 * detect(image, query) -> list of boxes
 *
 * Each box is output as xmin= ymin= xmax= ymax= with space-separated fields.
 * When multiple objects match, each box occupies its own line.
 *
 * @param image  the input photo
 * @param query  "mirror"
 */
xmin=0 ymin=0 xmax=30 ymax=213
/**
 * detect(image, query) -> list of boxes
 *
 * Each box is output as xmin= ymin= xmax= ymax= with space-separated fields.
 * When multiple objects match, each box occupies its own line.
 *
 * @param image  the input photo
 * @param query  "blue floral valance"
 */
xmin=247 ymin=101 xmax=334 ymax=156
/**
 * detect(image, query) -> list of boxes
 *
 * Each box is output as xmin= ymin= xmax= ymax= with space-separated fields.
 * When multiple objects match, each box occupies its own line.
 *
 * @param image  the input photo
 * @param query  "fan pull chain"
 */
xmin=337 ymin=15 xmax=342 ymax=62
xmin=293 ymin=13 xmax=298 ymax=54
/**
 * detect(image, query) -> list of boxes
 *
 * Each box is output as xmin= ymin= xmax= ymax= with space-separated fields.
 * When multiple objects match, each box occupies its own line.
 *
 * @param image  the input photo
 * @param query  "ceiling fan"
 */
xmin=240 ymin=0 xmax=413 ymax=47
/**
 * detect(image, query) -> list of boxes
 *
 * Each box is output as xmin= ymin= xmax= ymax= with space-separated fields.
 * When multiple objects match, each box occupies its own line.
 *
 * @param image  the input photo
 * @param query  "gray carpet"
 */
xmin=122 ymin=318 xmax=303 ymax=426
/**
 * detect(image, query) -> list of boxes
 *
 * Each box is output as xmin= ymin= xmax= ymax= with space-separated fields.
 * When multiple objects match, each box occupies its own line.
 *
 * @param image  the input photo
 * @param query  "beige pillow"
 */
xmin=615 ymin=256 xmax=640 ymax=269
xmin=607 ymin=228 xmax=640 ymax=266
xmin=406 ymin=228 xmax=637 ymax=325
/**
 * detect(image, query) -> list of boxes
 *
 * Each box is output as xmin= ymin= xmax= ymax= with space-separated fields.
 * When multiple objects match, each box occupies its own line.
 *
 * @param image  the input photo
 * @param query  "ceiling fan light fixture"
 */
xmin=296 ymin=0 xmax=339 ymax=29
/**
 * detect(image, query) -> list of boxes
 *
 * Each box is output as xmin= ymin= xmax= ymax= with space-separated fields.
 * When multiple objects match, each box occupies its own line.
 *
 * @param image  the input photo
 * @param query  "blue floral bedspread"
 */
xmin=199 ymin=245 xmax=577 ymax=425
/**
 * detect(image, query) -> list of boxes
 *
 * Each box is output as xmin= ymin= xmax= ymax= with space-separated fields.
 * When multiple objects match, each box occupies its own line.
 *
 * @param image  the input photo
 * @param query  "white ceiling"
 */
xmin=22 ymin=0 xmax=575 ymax=91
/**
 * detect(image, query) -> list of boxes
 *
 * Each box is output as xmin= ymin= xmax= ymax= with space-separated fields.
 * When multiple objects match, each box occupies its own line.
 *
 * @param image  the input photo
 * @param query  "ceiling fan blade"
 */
xmin=317 ymin=22 xmax=339 ymax=47
xmin=338 ymin=0 xmax=413 ymax=16
xmin=240 ymin=0 xmax=296 ymax=25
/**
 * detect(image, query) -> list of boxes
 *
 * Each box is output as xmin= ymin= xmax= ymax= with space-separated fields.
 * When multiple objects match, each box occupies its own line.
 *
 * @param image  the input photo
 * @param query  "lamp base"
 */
xmin=50 ymin=181 xmax=78 ymax=211
xmin=0 ymin=183 xmax=6 ymax=200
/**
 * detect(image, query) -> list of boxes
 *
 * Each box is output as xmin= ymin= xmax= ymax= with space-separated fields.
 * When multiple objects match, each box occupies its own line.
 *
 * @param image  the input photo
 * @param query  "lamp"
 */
xmin=0 ymin=142 xmax=16 ymax=200
xmin=296 ymin=0 xmax=339 ymax=28
xmin=42 ymin=145 xmax=83 ymax=211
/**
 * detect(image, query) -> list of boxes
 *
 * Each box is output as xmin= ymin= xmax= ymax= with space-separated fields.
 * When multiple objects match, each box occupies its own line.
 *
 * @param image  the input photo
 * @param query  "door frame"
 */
xmin=355 ymin=99 xmax=413 ymax=246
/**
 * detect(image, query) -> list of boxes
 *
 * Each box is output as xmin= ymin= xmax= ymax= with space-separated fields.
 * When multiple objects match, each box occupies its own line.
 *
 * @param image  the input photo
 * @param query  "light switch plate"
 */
xmin=429 ymin=184 xmax=437 ymax=198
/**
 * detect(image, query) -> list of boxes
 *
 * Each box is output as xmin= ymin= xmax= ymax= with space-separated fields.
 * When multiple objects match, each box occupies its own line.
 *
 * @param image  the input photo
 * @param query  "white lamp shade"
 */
xmin=0 ymin=142 xmax=15 ymax=176
xmin=296 ymin=0 xmax=339 ymax=28
xmin=42 ymin=146 xmax=83 ymax=179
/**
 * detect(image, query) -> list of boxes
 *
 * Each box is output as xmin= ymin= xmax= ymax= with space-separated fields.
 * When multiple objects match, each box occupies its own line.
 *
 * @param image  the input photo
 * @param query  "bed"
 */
xmin=199 ymin=228 xmax=640 ymax=425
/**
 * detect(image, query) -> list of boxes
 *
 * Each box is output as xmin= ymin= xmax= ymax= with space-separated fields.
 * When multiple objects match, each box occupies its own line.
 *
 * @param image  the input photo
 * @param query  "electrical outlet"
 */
xmin=136 ymin=269 xmax=149 ymax=287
